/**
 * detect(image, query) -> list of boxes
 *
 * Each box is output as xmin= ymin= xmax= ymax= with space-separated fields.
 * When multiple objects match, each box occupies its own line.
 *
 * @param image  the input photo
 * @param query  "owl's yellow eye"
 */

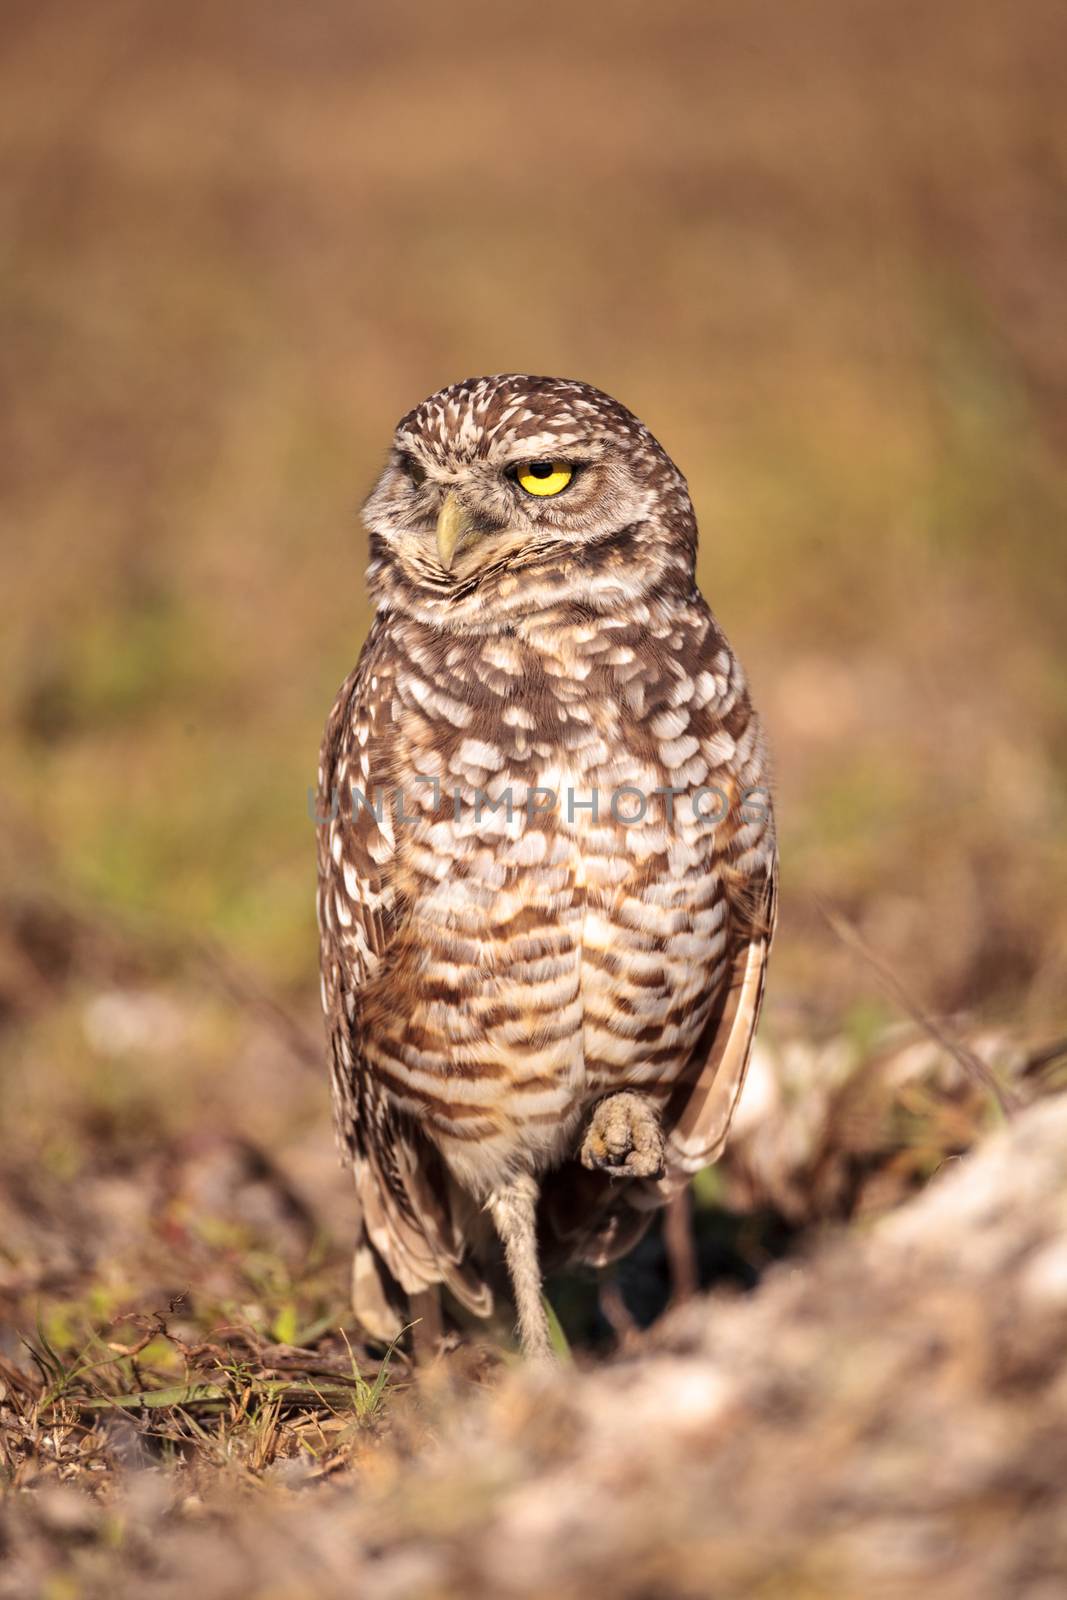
xmin=514 ymin=460 xmax=573 ymax=497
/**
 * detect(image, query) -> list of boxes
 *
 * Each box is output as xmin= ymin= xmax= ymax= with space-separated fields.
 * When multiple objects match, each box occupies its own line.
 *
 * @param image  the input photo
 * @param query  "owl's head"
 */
xmin=362 ymin=375 xmax=697 ymax=628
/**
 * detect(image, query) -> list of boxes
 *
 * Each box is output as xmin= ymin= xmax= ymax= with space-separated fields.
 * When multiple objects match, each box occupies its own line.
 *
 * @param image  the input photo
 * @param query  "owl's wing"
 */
xmin=539 ymin=859 xmax=777 ymax=1272
xmin=666 ymin=855 xmax=777 ymax=1173
xmin=541 ymin=626 xmax=778 ymax=1268
xmin=317 ymin=618 xmax=491 ymax=1340
xmin=665 ymin=640 xmax=779 ymax=1174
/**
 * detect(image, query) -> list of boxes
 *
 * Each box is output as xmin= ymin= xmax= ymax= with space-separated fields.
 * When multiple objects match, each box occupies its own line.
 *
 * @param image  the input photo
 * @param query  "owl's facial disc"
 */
xmin=362 ymin=376 xmax=699 ymax=621
xmin=434 ymin=461 xmax=580 ymax=571
xmin=369 ymin=446 xmax=646 ymax=588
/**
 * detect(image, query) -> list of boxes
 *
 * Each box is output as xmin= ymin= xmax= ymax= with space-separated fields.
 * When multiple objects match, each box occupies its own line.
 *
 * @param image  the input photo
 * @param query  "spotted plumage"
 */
xmin=316 ymin=374 xmax=777 ymax=1356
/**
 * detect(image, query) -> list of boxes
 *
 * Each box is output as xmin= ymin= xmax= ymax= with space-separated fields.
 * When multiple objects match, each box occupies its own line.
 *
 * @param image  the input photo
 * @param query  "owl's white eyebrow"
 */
xmin=503 ymin=449 xmax=601 ymax=466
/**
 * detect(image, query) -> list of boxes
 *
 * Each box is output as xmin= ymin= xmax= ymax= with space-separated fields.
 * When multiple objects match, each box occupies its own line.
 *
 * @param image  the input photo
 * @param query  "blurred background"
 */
xmin=1 ymin=0 xmax=1066 ymax=1365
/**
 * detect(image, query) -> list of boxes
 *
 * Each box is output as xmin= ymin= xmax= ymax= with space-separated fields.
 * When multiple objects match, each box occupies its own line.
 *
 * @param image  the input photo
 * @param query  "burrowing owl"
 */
xmin=316 ymin=375 xmax=776 ymax=1358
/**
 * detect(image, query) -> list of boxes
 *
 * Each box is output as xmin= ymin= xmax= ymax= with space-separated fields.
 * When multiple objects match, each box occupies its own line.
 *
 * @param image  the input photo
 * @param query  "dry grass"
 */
xmin=6 ymin=1097 xmax=1067 ymax=1599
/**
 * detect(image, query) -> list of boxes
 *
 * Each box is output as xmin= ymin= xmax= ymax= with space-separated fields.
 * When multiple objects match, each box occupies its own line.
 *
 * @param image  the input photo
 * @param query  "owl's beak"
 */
xmin=435 ymin=492 xmax=477 ymax=573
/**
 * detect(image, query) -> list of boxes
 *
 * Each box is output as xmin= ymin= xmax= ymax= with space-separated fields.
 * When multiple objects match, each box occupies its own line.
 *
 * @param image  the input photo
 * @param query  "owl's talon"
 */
xmin=580 ymin=1091 xmax=665 ymax=1179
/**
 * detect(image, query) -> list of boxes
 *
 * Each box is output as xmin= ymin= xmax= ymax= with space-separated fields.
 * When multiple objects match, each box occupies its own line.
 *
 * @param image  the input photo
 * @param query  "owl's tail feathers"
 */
xmin=350 ymin=1124 xmax=493 ymax=1344
xmin=351 ymin=1236 xmax=406 ymax=1343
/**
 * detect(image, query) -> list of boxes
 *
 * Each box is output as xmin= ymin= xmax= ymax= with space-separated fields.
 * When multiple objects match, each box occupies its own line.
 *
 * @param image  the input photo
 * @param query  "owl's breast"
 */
xmin=362 ymin=737 xmax=725 ymax=1194
xmin=353 ymin=613 xmax=738 ymax=1193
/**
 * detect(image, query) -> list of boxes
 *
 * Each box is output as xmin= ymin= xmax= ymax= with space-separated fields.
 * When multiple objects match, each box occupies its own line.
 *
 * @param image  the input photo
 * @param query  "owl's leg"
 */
xmin=486 ymin=1173 xmax=553 ymax=1361
xmin=580 ymin=1091 xmax=665 ymax=1179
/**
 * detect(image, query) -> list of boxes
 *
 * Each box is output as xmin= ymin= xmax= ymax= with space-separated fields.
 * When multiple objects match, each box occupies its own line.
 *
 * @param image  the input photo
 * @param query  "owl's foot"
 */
xmin=580 ymin=1092 xmax=665 ymax=1179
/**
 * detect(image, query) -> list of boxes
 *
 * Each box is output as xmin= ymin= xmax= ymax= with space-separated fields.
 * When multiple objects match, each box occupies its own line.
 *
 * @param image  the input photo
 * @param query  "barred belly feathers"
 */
xmin=316 ymin=374 xmax=777 ymax=1358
